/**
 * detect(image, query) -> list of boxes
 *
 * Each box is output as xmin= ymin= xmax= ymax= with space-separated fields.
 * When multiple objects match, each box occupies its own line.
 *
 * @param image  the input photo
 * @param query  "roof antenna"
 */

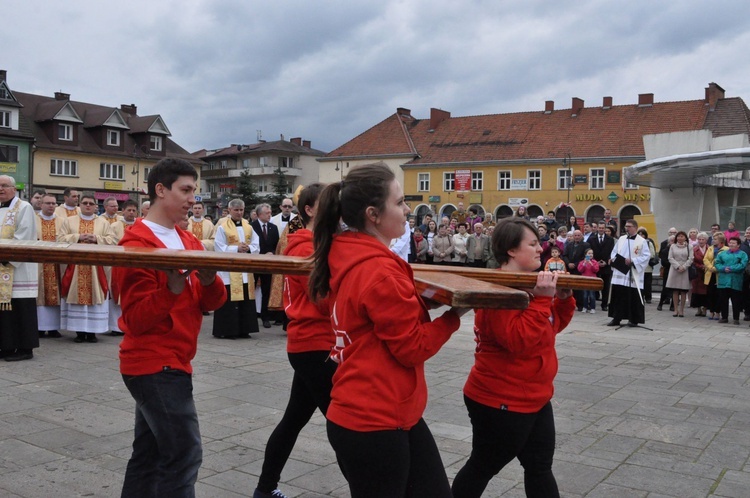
xmin=257 ymin=130 xmax=262 ymax=142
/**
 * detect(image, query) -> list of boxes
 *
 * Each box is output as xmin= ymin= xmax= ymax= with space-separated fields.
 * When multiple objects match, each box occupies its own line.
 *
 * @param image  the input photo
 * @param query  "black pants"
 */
xmin=257 ymin=351 xmax=338 ymax=493
xmin=659 ymin=266 xmax=672 ymax=305
xmin=452 ymin=397 xmax=559 ymax=498
xmin=643 ymin=272 xmax=653 ymax=302
xmin=719 ymin=287 xmax=742 ymax=320
xmin=327 ymin=418 xmax=451 ymax=498
xmin=257 ymin=273 xmax=272 ymax=320
xmin=597 ymin=267 xmax=611 ymax=307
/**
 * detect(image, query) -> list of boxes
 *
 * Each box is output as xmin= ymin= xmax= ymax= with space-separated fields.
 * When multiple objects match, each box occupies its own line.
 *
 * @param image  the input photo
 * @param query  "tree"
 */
xmin=236 ymin=169 xmax=259 ymax=211
xmin=269 ymin=164 xmax=291 ymax=215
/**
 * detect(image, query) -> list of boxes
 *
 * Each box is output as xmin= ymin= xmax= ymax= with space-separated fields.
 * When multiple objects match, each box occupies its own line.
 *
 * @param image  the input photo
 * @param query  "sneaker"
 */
xmin=589 ymin=309 xmax=595 ymax=314
xmin=253 ymin=489 xmax=288 ymax=498
xmin=718 ymin=318 xmax=728 ymax=324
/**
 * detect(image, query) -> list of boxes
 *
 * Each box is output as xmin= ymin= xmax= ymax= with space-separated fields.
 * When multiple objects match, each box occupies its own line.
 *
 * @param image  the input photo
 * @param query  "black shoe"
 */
xmin=48 ymin=330 xmax=62 ymax=338
xmin=5 ymin=351 xmax=33 ymax=362
xmin=744 ymin=315 xmax=750 ymax=322
xmin=669 ymin=305 xmax=674 ymax=312
xmin=656 ymin=304 xmax=663 ymax=311
xmin=214 ymin=335 xmax=236 ymax=340
xmin=38 ymin=331 xmax=47 ymax=338
xmin=601 ymin=305 xmax=608 ymax=311
xmin=273 ymin=320 xmax=284 ymax=325
xmin=74 ymin=333 xmax=85 ymax=343
xmin=606 ymin=320 xmax=621 ymax=326
xmin=718 ymin=318 xmax=728 ymax=324
xmin=202 ymin=311 xmax=210 ymax=316
xmin=85 ymin=333 xmax=98 ymax=343
xmin=108 ymin=331 xmax=124 ymax=336
xmin=0 ymin=350 xmax=15 ymax=359
xmin=263 ymin=320 xmax=272 ymax=328
xmin=627 ymin=322 xmax=638 ymax=327
xmin=645 ymin=300 xmax=652 ymax=304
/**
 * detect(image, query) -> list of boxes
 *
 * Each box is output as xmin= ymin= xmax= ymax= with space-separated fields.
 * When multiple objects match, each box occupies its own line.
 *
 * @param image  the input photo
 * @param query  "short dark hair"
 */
xmin=32 ymin=188 xmax=46 ymax=196
xmin=122 ymin=199 xmax=138 ymax=210
xmin=193 ymin=201 xmax=204 ymax=208
xmin=729 ymin=236 xmax=742 ymax=245
xmin=492 ymin=218 xmax=539 ymax=268
xmin=80 ymin=192 xmax=96 ymax=203
xmin=147 ymin=158 xmax=197 ymax=204
xmin=63 ymin=187 xmax=78 ymax=197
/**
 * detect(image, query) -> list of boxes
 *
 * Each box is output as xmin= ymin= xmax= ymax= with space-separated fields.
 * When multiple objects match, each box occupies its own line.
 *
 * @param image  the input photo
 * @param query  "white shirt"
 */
xmin=214 ymin=222 xmax=260 ymax=284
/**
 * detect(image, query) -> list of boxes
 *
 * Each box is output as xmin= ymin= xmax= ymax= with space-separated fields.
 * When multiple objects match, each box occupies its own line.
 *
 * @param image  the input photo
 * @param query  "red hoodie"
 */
xmin=113 ymin=219 xmax=226 ymax=376
xmin=464 ymin=290 xmax=575 ymax=413
xmin=283 ymin=228 xmax=333 ymax=353
xmin=326 ymin=231 xmax=461 ymax=431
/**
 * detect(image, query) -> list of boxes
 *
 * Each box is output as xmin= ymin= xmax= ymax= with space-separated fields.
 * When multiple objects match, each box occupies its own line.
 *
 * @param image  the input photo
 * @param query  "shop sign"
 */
xmin=455 ymin=169 xmax=471 ymax=191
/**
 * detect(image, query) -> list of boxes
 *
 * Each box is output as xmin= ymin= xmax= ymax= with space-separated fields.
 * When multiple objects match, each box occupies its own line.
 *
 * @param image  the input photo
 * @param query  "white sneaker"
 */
xmin=589 ymin=309 xmax=595 ymax=314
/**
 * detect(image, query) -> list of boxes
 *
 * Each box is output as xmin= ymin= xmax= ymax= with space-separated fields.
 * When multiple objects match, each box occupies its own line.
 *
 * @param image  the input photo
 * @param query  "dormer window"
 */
xmin=58 ymin=123 xmax=73 ymax=141
xmin=0 ymin=110 xmax=9 ymax=128
xmin=107 ymin=129 xmax=121 ymax=146
xmin=150 ymin=135 xmax=162 ymax=151
xmin=0 ymin=87 xmax=9 ymax=100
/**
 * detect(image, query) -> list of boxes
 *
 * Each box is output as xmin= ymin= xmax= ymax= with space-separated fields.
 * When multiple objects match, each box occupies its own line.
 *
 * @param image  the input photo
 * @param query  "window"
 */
xmin=260 ymin=157 xmax=269 ymax=167
xmin=58 ymin=123 xmax=73 ymax=141
xmin=528 ymin=170 xmax=541 ymax=190
xmin=257 ymin=179 xmax=268 ymax=192
xmin=443 ymin=172 xmax=455 ymax=191
xmin=107 ymin=129 xmax=120 ymax=146
xmin=219 ymin=185 xmax=233 ymax=193
xmin=0 ymin=144 xmax=18 ymax=162
xmin=418 ymin=173 xmax=430 ymax=191
xmin=242 ymin=159 xmax=251 ymax=169
xmin=498 ymin=171 xmax=511 ymax=190
xmin=278 ymin=156 xmax=294 ymax=168
xmin=471 ymin=171 xmax=483 ymax=191
xmin=0 ymin=110 xmax=10 ymax=128
xmin=208 ymin=183 xmax=216 ymax=193
xmin=50 ymin=158 xmax=78 ymax=177
xmin=150 ymin=135 xmax=162 ymax=151
xmin=0 ymin=87 xmax=10 ymax=100
xmin=558 ymin=169 xmax=572 ymax=190
xmin=100 ymin=163 xmax=125 ymax=180
xmin=590 ymin=168 xmax=605 ymax=190
xmin=143 ymin=167 xmax=150 ymax=182
xmin=220 ymin=160 xmax=227 ymax=168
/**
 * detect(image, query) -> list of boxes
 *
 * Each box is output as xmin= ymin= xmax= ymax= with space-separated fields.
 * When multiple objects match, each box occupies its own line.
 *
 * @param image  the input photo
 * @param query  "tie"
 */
xmin=600 ymin=236 xmax=603 ymax=243
xmin=262 ymin=224 xmax=267 ymax=239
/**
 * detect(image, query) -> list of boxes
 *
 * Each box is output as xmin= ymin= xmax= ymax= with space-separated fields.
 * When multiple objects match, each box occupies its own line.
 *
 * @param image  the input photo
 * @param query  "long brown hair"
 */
xmin=308 ymin=162 xmax=395 ymax=301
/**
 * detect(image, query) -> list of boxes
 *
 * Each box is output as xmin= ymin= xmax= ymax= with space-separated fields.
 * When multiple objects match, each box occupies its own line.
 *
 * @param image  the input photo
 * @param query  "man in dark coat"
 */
xmin=251 ymin=203 xmax=280 ymax=328
xmin=590 ymin=221 xmax=616 ymax=311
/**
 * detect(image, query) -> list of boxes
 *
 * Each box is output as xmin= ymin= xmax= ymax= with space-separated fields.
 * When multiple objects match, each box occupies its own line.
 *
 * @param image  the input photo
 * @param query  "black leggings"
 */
xmin=327 ymin=418 xmax=451 ymax=498
xmin=452 ymin=396 xmax=559 ymax=498
xmin=257 ymin=351 xmax=337 ymax=493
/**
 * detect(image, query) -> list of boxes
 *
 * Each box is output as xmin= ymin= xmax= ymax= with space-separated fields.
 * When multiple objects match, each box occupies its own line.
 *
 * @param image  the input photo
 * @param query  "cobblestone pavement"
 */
xmin=0 ymin=303 xmax=748 ymax=497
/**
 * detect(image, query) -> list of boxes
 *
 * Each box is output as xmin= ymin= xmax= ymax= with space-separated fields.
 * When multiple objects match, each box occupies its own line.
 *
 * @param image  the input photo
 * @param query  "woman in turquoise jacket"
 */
xmin=714 ymin=236 xmax=748 ymax=324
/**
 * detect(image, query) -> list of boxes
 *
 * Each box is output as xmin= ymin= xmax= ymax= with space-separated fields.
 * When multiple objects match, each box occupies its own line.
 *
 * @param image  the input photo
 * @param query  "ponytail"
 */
xmin=309 ymin=182 xmax=343 ymax=301
xmin=308 ymin=162 xmax=395 ymax=302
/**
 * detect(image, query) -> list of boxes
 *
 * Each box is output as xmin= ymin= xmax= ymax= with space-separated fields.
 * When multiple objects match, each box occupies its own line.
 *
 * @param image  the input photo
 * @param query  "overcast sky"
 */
xmin=5 ymin=0 xmax=750 ymax=154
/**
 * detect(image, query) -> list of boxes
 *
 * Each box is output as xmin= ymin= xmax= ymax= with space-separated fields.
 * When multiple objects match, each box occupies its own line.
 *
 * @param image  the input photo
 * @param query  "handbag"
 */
xmin=688 ymin=264 xmax=698 ymax=281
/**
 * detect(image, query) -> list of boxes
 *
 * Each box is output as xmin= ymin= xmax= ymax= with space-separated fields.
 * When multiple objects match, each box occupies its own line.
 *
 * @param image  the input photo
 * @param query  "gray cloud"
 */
xmin=5 ymin=0 xmax=750 ymax=153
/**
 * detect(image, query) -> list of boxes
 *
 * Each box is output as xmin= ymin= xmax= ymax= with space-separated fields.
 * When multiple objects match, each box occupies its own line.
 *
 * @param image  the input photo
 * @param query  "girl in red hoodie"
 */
xmin=253 ymin=183 xmax=335 ymax=498
xmin=452 ymin=218 xmax=575 ymax=498
xmin=309 ymin=163 xmax=467 ymax=498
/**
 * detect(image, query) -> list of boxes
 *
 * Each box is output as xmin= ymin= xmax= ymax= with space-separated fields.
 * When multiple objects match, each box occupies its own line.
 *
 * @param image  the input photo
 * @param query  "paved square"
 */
xmin=0 ymin=304 xmax=748 ymax=497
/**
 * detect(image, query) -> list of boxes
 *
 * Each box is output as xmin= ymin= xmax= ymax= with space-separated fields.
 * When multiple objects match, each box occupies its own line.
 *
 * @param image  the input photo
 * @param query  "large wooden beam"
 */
xmin=0 ymin=240 xmax=529 ymax=309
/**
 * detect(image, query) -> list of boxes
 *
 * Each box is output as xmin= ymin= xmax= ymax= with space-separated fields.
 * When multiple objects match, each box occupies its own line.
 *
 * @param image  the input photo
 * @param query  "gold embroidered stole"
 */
xmin=65 ymin=208 xmax=78 ymax=217
xmin=221 ymin=218 xmax=255 ymax=301
xmin=191 ymin=218 xmax=204 ymax=240
xmin=40 ymin=218 xmax=60 ymax=306
xmin=0 ymin=201 xmax=21 ymax=310
xmin=77 ymin=219 xmax=95 ymax=305
xmin=104 ymin=216 xmax=119 ymax=224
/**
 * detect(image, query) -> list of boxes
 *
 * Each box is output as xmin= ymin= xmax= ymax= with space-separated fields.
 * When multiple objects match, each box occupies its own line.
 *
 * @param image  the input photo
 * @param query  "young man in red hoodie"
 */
xmin=112 ymin=158 xmax=226 ymax=497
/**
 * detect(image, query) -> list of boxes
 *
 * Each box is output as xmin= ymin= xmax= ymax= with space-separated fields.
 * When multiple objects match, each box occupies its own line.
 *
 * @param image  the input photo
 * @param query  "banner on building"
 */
xmin=508 ymin=197 xmax=529 ymax=207
xmin=455 ymin=169 xmax=471 ymax=191
xmin=510 ymin=179 xmax=527 ymax=190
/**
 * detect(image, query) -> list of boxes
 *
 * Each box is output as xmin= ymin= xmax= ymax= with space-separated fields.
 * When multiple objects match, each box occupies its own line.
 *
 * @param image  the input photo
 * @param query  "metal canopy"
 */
xmin=624 ymin=147 xmax=750 ymax=189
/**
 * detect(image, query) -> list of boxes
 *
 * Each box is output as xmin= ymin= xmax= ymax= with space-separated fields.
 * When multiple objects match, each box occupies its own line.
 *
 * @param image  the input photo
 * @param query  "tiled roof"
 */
xmin=703 ymin=97 xmax=750 ymax=138
xmin=204 ymin=139 xmax=326 ymax=160
xmin=326 ymin=111 xmax=420 ymax=159
xmin=13 ymin=91 xmax=195 ymax=162
xmin=325 ymin=97 xmax=749 ymax=166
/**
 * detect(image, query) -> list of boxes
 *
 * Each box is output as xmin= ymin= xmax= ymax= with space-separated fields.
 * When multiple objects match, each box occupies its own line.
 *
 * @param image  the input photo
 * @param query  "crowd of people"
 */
xmin=3 ymin=160 xmax=746 ymax=498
